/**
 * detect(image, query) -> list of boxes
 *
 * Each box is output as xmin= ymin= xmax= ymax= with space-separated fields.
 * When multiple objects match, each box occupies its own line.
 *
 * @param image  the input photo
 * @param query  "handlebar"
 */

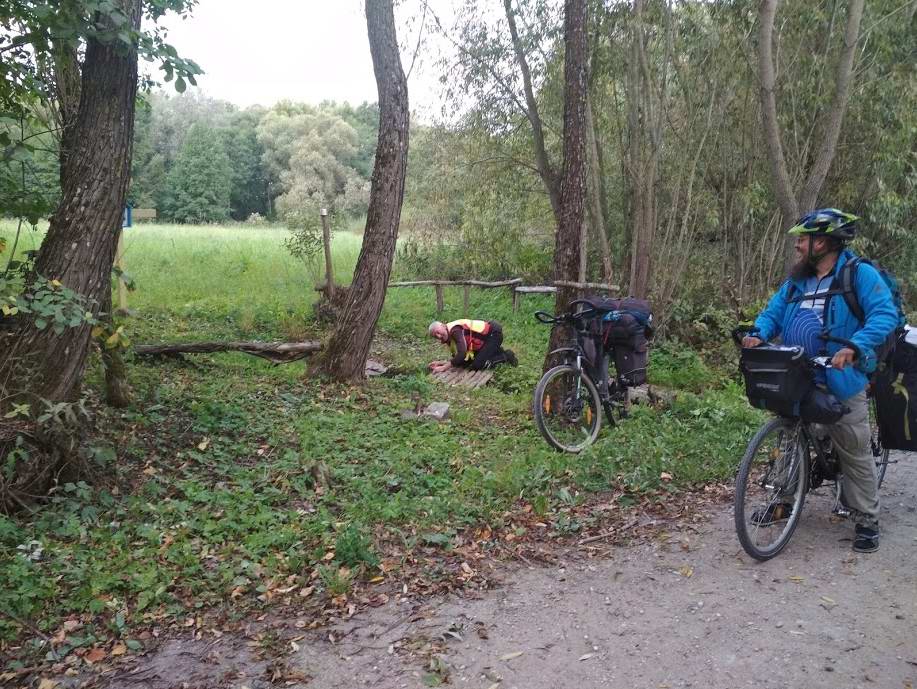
xmin=534 ymin=304 xmax=599 ymax=326
xmin=732 ymin=325 xmax=863 ymax=362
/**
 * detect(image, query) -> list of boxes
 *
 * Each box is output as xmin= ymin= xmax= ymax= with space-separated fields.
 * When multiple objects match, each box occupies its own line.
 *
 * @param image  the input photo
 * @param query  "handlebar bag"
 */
xmin=799 ymin=387 xmax=849 ymax=424
xmin=740 ymin=345 xmax=813 ymax=416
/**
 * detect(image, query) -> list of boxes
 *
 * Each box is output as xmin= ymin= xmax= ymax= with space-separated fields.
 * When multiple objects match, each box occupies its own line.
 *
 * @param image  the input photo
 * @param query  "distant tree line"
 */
xmin=128 ymin=94 xmax=379 ymax=224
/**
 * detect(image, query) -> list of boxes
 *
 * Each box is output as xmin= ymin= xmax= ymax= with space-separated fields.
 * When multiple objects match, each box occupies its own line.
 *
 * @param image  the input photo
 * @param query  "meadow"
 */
xmin=0 ymin=221 xmax=763 ymax=654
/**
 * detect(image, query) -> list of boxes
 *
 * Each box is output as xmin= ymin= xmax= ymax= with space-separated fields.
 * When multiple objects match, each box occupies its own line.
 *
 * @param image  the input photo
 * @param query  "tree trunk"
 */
xmin=585 ymin=90 xmax=613 ymax=285
xmin=626 ymin=0 xmax=659 ymax=300
xmin=99 ymin=288 xmax=131 ymax=408
xmin=51 ymin=27 xmax=132 ymax=409
xmin=314 ymin=0 xmax=408 ymax=383
xmin=757 ymin=0 xmax=864 ymax=270
xmin=0 ymin=0 xmax=142 ymax=407
xmin=503 ymin=0 xmax=562 ymax=222
xmin=544 ymin=0 xmax=589 ymax=371
xmin=796 ymin=0 xmax=864 ymax=210
xmin=757 ymin=0 xmax=799 ymax=247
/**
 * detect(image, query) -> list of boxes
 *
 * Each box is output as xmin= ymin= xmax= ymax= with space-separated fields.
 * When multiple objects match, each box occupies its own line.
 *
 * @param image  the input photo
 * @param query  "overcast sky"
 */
xmin=154 ymin=0 xmax=447 ymax=115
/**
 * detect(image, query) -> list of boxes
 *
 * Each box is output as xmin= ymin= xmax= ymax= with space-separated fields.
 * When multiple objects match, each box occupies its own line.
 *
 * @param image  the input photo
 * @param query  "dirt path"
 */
xmin=92 ymin=455 xmax=916 ymax=689
xmin=293 ymin=453 xmax=917 ymax=689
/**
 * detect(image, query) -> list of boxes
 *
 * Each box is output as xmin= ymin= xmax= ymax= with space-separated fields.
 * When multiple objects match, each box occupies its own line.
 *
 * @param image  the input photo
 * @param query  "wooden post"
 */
xmin=115 ymin=231 xmax=128 ymax=312
xmin=320 ymin=208 xmax=334 ymax=299
xmin=512 ymin=286 xmax=519 ymax=312
xmin=463 ymin=285 xmax=470 ymax=315
xmin=435 ymin=284 xmax=444 ymax=313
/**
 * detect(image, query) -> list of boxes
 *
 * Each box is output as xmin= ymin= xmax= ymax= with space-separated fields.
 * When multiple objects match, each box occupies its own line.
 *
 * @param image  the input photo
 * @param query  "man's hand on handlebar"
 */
xmin=831 ymin=347 xmax=857 ymax=370
xmin=741 ymin=335 xmax=764 ymax=348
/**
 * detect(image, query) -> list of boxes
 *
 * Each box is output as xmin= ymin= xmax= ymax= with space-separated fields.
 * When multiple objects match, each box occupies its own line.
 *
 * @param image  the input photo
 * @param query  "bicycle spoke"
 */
xmin=735 ymin=419 xmax=808 ymax=560
xmin=534 ymin=365 xmax=602 ymax=453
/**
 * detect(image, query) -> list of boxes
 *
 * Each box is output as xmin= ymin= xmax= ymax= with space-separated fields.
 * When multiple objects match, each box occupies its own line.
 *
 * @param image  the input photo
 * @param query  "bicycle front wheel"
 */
xmin=868 ymin=395 xmax=890 ymax=488
xmin=734 ymin=418 xmax=809 ymax=561
xmin=533 ymin=364 xmax=602 ymax=453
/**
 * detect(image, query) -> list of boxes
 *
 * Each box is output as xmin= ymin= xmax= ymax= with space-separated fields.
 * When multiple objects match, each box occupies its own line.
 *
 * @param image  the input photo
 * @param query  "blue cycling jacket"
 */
xmin=753 ymin=249 xmax=899 ymax=401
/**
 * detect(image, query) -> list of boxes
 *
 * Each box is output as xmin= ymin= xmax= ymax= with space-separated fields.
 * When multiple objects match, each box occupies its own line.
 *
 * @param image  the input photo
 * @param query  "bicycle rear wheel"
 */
xmin=734 ymin=418 xmax=808 ymax=561
xmin=868 ymin=395 xmax=890 ymax=488
xmin=533 ymin=364 xmax=602 ymax=453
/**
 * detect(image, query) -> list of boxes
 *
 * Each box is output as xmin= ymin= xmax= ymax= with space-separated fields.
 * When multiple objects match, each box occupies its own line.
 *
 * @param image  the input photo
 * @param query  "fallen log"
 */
xmin=134 ymin=341 xmax=323 ymax=364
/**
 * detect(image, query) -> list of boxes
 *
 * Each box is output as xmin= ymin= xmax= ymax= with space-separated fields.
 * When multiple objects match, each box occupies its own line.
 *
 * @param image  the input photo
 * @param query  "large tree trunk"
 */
xmin=757 ymin=0 xmax=864 ymax=269
xmin=50 ymin=27 xmax=132 ymax=408
xmin=0 ymin=1 xmax=142 ymax=407
xmin=544 ymin=0 xmax=588 ymax=371
xmin=314 ymin=0 xmax=408 ymax=383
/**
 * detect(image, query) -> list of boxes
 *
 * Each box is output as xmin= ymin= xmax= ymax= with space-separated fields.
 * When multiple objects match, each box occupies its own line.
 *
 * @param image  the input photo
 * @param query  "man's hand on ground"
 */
xmin=831 ymin=347 xmax=856 ymax=369
xmin=429 ymin=361 xmax=452 ymax=373
xmin=742 ymin=336 xmax=764 ymax=348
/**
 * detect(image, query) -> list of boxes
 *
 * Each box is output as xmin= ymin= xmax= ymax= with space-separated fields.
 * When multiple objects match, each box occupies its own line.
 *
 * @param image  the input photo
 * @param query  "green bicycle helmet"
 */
xmin=787 ymin=208 xmax=859 ymax=241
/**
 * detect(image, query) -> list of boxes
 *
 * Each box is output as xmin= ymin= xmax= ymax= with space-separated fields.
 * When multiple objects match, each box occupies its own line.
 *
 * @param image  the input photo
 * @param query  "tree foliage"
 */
xmin=162 ymin=122 xmax=231 ymax=223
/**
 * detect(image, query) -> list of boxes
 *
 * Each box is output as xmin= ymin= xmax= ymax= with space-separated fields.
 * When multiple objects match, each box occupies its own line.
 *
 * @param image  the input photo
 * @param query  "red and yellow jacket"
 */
xmin=447 ymin=319 xmax=492 ymax=363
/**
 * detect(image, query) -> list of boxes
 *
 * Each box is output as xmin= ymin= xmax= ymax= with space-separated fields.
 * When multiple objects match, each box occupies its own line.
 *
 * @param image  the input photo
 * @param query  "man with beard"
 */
xmin=742 ymin=208 xmax=898 ymax=553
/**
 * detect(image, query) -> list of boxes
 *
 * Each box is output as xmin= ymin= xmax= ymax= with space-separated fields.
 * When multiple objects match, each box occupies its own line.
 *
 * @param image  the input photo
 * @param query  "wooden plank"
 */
xmin=515 ymin=286 xmax=557 ymax=294
xmin=435 ymin=284 xmax=444 ymax=313
xmin=389 ymin=278 xmax=523 ymax=288
xmin=458 ymin=371 xmax=478 ymax=387
xmin=554 ymin=280 xmax=619 ymax=292
xmin=469 ymin=371 xmax=487 ymax=388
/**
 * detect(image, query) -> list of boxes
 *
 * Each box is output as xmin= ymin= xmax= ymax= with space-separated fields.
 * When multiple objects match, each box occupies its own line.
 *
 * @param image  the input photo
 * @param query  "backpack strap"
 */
xmin=838 ymin=257 xmax=865 ymax=324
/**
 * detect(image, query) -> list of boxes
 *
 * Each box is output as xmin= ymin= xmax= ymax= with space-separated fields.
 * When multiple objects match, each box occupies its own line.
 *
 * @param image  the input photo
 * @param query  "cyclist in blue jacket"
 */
xmin=742 ymin=208 xmax=898 ymax=553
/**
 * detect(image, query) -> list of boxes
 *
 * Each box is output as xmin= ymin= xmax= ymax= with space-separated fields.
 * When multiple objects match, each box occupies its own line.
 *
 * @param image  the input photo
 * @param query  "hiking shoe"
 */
xmin=853 ymin=524 xmax=879 ymax=553
xmin=750 ymin=502 xmax=793 ymax=527
xmin=504 ymin=349 xmax=518 ymax=367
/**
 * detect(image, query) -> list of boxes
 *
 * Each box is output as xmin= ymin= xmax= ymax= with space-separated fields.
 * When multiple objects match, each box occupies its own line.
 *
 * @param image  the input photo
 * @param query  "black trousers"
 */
xmin=467 ymin=323 xmax=504 ymax=371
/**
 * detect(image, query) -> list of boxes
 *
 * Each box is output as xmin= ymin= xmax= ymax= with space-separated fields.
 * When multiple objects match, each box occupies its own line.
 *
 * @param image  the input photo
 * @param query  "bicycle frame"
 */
xmin=549 ymin=330 xmax=620 ymax=426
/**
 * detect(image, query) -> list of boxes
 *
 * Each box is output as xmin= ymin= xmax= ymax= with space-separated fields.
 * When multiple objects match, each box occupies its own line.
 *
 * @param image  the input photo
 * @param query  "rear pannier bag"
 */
xmin=873 ymin=330 xmax=917 ymax=451
xmin=583 ymin=297 xmax=653 ymax=386
xmin=740 ymin=345 xmax=813 ymax=417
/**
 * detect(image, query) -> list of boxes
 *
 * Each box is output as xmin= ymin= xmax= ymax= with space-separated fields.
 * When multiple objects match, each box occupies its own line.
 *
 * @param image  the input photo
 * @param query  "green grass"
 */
xmin=0 ymin=221 xmax=765 ymax=651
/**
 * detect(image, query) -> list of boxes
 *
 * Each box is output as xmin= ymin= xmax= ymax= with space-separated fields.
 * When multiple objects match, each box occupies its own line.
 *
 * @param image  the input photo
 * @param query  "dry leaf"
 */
xmin=578 ymin=653 xmax=595 ymax=661
xmin=197 ymin=438 xmax=210 ymax=451
xmin=660 ymin=472 xmax=673 ymax=482
xmin=679 ymin=565 xmax=694 ymax=578
xmin=500 ymin=651 xmax=524 ymax=661
xmin=322 ymin=551 xmax=336 ymax=561
xmin=788 ymin=575 xmax=805 ymax=583
xmin=84 ymin=647 xmax=106 ymax=664
xmin=299 ymin=585 xmax=315 ymax=598
xmin=369 ymin=576 xmax=385 ymax=583
xmin=111 ymin=643 xmax=127 ymax=656
xmin=37 ymin=680 xmax=60 ymax=689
